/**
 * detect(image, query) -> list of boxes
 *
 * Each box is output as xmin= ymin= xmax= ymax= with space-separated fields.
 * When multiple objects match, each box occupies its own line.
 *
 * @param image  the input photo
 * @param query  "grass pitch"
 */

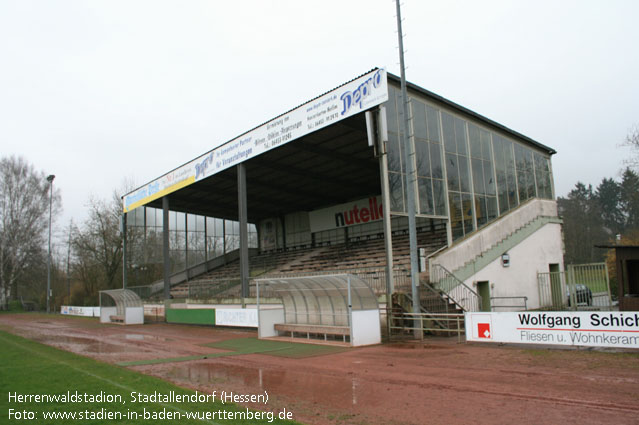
xmin=0 ymin=330 xmax=300 ymax=424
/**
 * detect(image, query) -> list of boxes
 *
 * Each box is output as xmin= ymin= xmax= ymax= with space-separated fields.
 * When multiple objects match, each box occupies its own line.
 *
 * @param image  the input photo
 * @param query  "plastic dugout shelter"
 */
xmin=256 ymin=274 xmax=381 ymax=346
xmin=99 ymin=289 xmax=144 ymax=324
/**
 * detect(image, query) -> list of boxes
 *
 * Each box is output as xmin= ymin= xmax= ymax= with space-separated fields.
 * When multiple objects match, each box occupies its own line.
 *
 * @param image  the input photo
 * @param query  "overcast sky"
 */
xmin=1 ymin=0 xmax=638 ymax=234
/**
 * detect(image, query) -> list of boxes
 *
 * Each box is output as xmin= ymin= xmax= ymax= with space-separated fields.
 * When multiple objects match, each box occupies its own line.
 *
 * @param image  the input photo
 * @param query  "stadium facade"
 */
xmin=122 ymin=68 xmax=564 ymax=313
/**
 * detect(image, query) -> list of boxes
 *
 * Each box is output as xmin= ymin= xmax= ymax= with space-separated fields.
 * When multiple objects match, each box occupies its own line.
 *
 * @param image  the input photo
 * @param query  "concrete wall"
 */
xmin=432 ymin=199 xmax=558 ymax=273
xmin=463 ymin=222 xmax=564 ymax=311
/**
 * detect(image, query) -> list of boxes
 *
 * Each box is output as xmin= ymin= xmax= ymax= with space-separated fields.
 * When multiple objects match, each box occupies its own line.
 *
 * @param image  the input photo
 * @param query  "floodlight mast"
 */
xmin=395 ymin=0 xmax=421 ymax=338
xmin=46 ymin=174 xmax=55 ymax=313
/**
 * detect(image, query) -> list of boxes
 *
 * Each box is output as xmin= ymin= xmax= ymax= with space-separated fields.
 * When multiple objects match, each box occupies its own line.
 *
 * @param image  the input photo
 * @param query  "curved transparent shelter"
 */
xmin=99 ymin=289 xmax=143 ymax=317
xmin=256 ymin=274 xmax=379 ymax=326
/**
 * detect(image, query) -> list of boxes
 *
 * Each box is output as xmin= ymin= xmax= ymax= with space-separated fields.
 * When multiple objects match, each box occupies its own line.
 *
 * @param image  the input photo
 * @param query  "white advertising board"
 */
xmin=465 ymin=311 xmax=639 ymax=349
xmin=123 ymin=68 xmax=389 ymax=213
xmin=215 ymin=308 xmax=258 ymax=328
xmin=61 ymin=306 xmax=100 ymax=317
xmin=309 ymin=196 xmax=383 ymax=233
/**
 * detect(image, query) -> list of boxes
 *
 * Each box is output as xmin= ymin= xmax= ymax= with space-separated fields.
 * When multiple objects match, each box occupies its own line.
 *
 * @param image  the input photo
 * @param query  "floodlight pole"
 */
xmin=46 ymin=174 xmax=55 ymax=313
xmin=395 ymin=0 xmax=421 ymax=338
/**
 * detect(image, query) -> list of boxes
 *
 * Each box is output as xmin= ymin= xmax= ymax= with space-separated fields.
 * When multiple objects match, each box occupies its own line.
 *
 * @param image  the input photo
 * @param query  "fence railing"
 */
xmin=429 ymin=264 xmax=481 ymax=312
xmin=537 ymin=263 xmax=612 ymax=311
xmin=389 ymin=311 xmax=465 ymax=342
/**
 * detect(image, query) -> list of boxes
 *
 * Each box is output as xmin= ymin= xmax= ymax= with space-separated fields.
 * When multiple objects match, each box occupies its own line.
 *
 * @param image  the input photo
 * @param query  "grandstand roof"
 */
xmin=123 ymin=68 xmax=555 ymax=223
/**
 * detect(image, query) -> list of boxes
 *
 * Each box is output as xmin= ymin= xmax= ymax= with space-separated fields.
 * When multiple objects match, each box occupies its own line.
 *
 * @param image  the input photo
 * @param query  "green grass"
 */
xmin=0 ymin=330 xmax=301 ymax=424
xmin=204 ymin=337 xmax=350 ymax=359
xmin=118 ymin=337 xmax=349 ymax=367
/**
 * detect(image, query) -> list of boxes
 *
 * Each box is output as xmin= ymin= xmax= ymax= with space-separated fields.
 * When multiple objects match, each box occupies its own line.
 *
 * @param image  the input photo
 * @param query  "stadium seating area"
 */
xmin=169 ymin=221 xmax=447 ymax=298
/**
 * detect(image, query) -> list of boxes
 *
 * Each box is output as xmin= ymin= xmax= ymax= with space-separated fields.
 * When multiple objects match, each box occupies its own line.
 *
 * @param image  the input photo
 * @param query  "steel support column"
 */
xmin=238 ymin=163 xmax=250 ymax=298
xmin=122 ymin=213 xmax=127 ymax=289
xmin=162 ymin=196 xmax=171 ymax=300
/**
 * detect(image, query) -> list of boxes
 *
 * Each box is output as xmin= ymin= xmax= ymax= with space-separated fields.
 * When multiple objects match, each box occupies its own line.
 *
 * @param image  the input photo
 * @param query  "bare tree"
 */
xmin=0 ymin=156 xmax=61 ymax=308
xmin=622 ymin=125 xmax=639 ymax=171
xmin=72 ymin=192 xmax=123 ymax=299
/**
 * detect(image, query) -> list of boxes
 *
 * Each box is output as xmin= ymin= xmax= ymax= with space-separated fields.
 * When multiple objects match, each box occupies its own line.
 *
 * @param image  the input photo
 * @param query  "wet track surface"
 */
xmin=2 ymin=314 xmax=639 ymax=425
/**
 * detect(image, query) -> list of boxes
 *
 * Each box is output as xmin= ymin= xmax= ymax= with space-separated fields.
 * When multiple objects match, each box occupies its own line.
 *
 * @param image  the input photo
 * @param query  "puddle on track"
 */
xmin=124 ymin=334 xmax=172 ymax=342
xmin=167 ymin=362 xmax=361 ymax=408
xmin=32 ymin=335 xmax=128 ymax=354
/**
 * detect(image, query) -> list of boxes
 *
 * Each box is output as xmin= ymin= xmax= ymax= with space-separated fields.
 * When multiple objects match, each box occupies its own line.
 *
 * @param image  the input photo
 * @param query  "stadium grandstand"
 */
xmin=121 ymin=67 xmax=564 ymax=335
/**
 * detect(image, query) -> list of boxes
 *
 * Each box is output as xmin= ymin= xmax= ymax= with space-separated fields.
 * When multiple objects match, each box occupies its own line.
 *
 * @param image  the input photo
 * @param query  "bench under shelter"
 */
xmin=256 ymin=274 xmax=381 ymax=346
xmin=99 ymin=289 xmax=144 ymax=325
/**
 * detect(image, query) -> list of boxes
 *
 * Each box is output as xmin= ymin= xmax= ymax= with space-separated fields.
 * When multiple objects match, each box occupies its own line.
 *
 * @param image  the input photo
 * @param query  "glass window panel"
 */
xmin=387 ymin=132 xmax=402 ymax=173
xmin=459 ymin=155 xmax=471 ymax=193
xmin=415 ymin=140 xmax=431 ymax=177
xmin=426 ymin=105 xmax=441 ymax=143
xmin=417 ymin=177 xmax=434 ymax=216
xmin=475 ymin=195 xmax=488 ymax=228
xmin=187 ymin=213 xmax=196 ymax=230
xmin=169 ymin=211 xmax=176 ymax=230
xmin=129 ymin=208 xmax=139 ymax=226
xmin=432 ymin=179 xmax=446 ymax=216
xmin=449 ymin=192 xmax=464 ymax=240
xmin=517 ymin=168 xmax=529 ymax=203
xmin=441 ymin=112 xmax=456 ymax=153
xmin=145 ymin=207 xmax=155 ymax=227
xmin=454 ymin=117 xmax=468 ymax=155
xmin=176 ymin=212 xmax=186 ymax=231
xmin=484 ymin=160 xmax=496 ymax=196
xmin=213 ymin=218 xmax=222 ymax=235
xmin=412 ymin=100 xmax=427 ymax=139
xmin=486 ymin=196 xmax=498 ymax=222
xmin=445 ymin=153 xmax=459 ymax=192
xmin=389 ymin=172 xmax=406 ymax=212
xmin=472 ymin=158 xmax=485 ymax=195
xmin=430 ymin=143 xmax=443 ymax=179
xmin=469 ymin=124 xmax=481 ymax=158
xmin=480 ymin=129 xmax=492 ymax=160
xmin=462 ymin=193 xmax=474 ymax=234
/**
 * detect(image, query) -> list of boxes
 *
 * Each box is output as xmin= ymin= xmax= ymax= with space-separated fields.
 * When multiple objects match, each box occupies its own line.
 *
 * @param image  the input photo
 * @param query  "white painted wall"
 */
xmin=100 ymin=306 xmax=117 ymax=323
xmin=125 ymin=307 xmax=145 ymax=324
xmin=351 ymin=309 xmax=382 ymax=346
xmin=258 ymin=308 xmax=285 ymax=338
xmin=463 ymin=222 xmax=564 ymax=311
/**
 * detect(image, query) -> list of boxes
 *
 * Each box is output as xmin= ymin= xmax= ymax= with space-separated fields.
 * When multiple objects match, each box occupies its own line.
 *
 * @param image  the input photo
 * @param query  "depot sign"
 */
xmin=309 ymin=196 xmax=384 ymax=233
xmin=465 ymin=311 xmax=639 ymax=349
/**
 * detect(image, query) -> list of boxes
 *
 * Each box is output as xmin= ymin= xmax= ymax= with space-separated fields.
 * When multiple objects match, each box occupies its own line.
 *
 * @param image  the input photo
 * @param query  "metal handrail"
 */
xmin=490 ymin=296 xmax=528 ymax=311
xmin=430 ymin=264 xmax=482 ymax=312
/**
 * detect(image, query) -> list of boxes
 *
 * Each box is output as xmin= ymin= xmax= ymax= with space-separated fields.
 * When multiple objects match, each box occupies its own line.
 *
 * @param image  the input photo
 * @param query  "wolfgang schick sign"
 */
xmin=465 ymin=311 xmax=639 ymax=349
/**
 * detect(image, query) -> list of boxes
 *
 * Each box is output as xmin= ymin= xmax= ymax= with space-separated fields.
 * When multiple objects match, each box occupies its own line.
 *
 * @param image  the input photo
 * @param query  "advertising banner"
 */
xmin=465 ymin=311 xmax=639 ymax=349
xmin=215 ymin=308 xmax=258 ymax=328
xmin=309 ymin=196 xmax=384 ymax=233
xmin=123 ymin=68 xmax=389 ymax=213
xmin=60 ymin=306 xmax=100 ymax=317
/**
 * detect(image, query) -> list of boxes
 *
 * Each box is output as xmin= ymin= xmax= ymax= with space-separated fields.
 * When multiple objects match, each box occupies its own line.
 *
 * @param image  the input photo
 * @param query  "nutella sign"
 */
xmin=309 ymin=196 xmax=384 ymax=233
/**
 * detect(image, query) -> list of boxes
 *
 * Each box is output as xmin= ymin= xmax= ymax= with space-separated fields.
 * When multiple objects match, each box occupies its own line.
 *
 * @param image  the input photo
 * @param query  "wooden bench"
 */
xmin=274 ymin=323 xmax=350 ymax=342
xmin=109 ymin=315 xmax=125 ymax=323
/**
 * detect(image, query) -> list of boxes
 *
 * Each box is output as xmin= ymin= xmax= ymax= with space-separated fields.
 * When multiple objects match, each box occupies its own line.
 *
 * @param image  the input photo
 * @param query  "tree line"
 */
xmin=558 ymin=167 xmax=639 ymax=265
xmin=0 ymin=156 xmax=131 ymax=310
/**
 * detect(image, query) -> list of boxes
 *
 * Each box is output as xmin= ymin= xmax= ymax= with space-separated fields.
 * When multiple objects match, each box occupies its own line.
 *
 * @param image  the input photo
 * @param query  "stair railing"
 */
xmin=430 ymin=264 xmax=482 ymax=312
